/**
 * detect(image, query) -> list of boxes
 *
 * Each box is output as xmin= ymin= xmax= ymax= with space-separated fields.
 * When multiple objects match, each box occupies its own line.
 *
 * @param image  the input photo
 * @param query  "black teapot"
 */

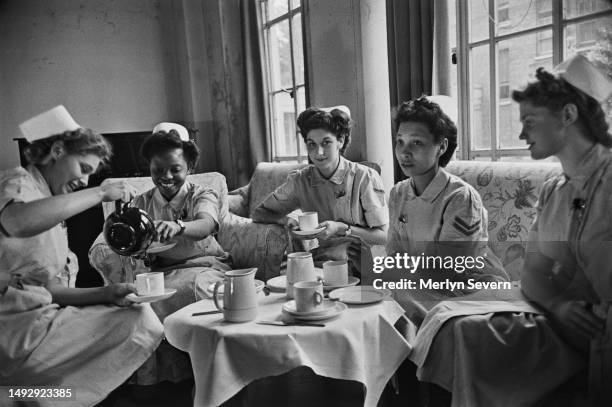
xmin=103 ymin=201 xmax=156 ymax=257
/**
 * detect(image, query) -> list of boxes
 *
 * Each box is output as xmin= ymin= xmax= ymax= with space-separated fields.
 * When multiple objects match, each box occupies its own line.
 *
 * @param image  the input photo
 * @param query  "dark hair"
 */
xmin=512 ymin=67 xmax=612 ymax=147
xmin=392 ymin=96 xmax=458 ymax=167
xmin=297 ymin=107 xmax=352 ymax=155
xmin=24 ymin=128 xmax=112 ymax=165
xmin=140 ymin=130 xmax=200 ymax=170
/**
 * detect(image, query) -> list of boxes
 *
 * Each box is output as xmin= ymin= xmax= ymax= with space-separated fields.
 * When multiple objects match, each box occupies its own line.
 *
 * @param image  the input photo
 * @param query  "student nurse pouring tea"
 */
xmin=0 ymin=105 xmax=163 ymax=406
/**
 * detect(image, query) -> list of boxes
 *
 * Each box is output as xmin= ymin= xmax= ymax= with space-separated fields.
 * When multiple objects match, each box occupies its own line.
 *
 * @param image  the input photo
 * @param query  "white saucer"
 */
xmin=207 ymin=279 xmax=265 ymax=296
xmin=266 ymin=268 xmax=323 ymax=292
xmin=282 ymin=299 xmax=339 ymax=317
xmin=127 ymin=288 xmax=177 ymax=303
xmin=146 ymin=242 xmax=177 ymax=254
xmin=288 ymin=301 xmax=347 ymax=321
xmin=328 ymin=286 xmax=392 ymax=305
xmin=322 ymin=276 xmax=360 ymax=291
xmin=292 ymin=227 xmax=325 ymax=237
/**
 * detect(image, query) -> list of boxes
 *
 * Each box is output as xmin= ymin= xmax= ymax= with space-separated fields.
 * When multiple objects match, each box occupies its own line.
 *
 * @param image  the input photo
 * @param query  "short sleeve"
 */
xmin=439 ymin=187 xmax=487 ymax=243
xmin=385 ymin=186 xmax=403 ymax=256
xmin=359 ymin=169 xmax=389 ymax=227
xmin=0 ymin=168 xmax=37 ymax=211
xmin=193 ymin=188 xmax=221 ymax=229
xmin=251 ymin=170 xmax=301 ymax=221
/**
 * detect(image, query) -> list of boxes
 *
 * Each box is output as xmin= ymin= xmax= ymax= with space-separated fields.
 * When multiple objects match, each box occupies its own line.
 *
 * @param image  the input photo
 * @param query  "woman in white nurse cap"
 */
xmin=0 ymin=106 xmax=163 ymax=403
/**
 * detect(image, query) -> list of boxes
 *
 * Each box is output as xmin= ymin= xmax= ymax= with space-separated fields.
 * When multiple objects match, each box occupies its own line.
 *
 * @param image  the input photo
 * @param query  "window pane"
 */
xmin=469 ymin=0 xmax=489 ymax=42
xmin=296 ymin=86 xmax=306 ymax=115
xmin=291 ymin=0 xmax=301 ymax=9
xmin=565 ymin=15 xmax=612 ymax=58
xmin=496 ymin=0 xmax=552 ymax=36
xmin=272 ymin=91 xmax=298 ymax=157
xmin=268 ymin=21 xmax=292 ymax=90
xmin=470 ymin=45 xmax=491 ymax=150
xmin=268 ymin=0 xmax=288 ymax=21
xmin=292 ymin=14 xmax=305 ymax=86
xmin=497 ymin=32 xmax=553 ymax=149
xmin=563 ymin=0 xmax=612 ymax=19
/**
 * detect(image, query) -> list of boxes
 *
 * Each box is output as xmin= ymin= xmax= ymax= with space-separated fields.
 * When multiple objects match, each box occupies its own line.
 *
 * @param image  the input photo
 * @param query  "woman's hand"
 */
xmin=100 ymin=179 xmax=136 ymax=202
xmin=105 ymin=283 xmax=137 ymax=306
xmin=155 ymin=220 xmax=182 ymax=243
xmin=550 ymin=300 xmax=605 ymax=339
xmin=315 ymin=221 xmax=348 ymax=240
xmin=285 ymin=217 xmax=300 ymax=232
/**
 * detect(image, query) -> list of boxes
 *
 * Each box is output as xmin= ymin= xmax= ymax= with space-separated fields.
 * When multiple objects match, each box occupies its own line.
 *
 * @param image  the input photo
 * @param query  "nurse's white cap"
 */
xmin=19 ymin=105 xmax=81 ymax=142
xmin=553 ymin=54 xmax=612 ymax=103
xmin=426 ymin=95 xmax=458 ymax=124
xmin=320 ymin=105 xmax=351 ymax=118
xmin=152 ymin=122 xmax=190 ymax=141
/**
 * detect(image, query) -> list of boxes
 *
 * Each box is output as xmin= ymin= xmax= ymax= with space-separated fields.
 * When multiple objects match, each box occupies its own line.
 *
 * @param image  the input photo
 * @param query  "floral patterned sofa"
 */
xmin=229 ymin=160 xmax=563 ymax=281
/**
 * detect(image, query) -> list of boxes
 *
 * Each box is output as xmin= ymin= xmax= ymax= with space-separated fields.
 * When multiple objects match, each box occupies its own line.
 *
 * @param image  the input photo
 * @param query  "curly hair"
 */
xmin=392 ymin=96 xmax=458 ymax=167
xmin=512 ymin=67 xmax=612 ymax=147
xmin=297 ymin=107 xmax=352 ymax=155
xmin=140 ymin=130 xmax=200 ymax=170
xmin=23 ymin=128 xmax=112 ymax=165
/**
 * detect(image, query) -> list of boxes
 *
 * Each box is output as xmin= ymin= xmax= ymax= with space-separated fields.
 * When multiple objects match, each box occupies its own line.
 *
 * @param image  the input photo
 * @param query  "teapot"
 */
xmin=103 ymin=200 xmax=156 ymax=257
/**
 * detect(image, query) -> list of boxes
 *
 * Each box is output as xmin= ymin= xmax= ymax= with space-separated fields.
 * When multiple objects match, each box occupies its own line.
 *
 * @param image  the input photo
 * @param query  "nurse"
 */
xmin=89 ymin=123 xmax=230 ymax=385
xmin=411 ymin=55 xmax=612 ymax=405
xmin=0 ymin=106 xmax=163 ymax=406
xmin=251 ymin=106 xmax=388 ymax=272
xmin=387 ymin=96 xmax=508 ymax=323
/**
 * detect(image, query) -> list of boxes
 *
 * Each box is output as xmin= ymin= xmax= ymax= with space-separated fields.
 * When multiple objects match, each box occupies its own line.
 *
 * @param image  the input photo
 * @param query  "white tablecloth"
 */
xmin=164 ymin=292 xmax=411 ymax=407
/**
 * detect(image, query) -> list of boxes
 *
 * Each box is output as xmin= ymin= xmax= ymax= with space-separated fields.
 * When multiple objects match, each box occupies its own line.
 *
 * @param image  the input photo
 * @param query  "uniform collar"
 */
xmin=153 ymin=181 xmax=191 ymax=211
xmin=27 ymin=165 xmax=52 ymax=197
xmin=563 ymin=143 xmax=612 ymax=184
xmin=405 ymin=168 xmax=450 ymax=202
xmin=310 ymin=156 xmax=350 ymax=186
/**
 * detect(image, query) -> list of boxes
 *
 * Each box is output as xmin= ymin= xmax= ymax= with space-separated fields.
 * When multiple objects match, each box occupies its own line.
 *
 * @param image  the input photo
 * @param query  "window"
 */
xmin=259 ymin=0 xmax=308 ymax=162
xmin=452 ymin=0 xmax=612 ymax=160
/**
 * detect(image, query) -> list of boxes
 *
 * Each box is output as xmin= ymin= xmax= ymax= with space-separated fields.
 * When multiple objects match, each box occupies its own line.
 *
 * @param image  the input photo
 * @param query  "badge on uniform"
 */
xmin=335 ymin=189 xmax=346 ymax=198
xmin=399 ymin=215 xmax=407 ymax=223
xmin=452 ymin=217 xmax=480 ymax=236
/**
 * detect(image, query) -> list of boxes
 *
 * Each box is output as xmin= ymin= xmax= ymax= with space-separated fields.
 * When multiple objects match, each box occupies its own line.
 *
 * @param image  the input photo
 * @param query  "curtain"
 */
xmin=386 ymin=0 xmax=434 ymax=182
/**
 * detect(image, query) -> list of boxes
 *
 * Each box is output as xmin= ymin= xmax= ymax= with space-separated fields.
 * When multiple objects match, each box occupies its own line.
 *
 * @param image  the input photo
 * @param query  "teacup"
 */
xmin=298 ymin=212 xmax=318 ymax=231
xmin=293 ymin=281 xmax=323 ymax=313
xmin=322 ymin=260 xmax=349 ymax=286
xmin=136 ymin=272 xmax=165 ymax=296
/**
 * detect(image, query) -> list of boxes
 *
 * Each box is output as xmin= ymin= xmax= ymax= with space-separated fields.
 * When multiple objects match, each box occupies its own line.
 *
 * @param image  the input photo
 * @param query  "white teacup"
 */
xmin=293 ymin=281 xmax=323 ymax=313
xmin=322 ymin=260 xmax=349 ymax=286
xmin=298 ymin=212 xmax=318 ymax=231
xmin=136 ymin=272 xmax=165 ymax=296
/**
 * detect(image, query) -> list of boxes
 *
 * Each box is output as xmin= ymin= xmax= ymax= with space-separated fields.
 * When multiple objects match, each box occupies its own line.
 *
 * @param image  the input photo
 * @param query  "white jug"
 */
xmin=213 ymin=268 xmax=258 ymax=322
xmin=286 ymin=252 xmax=318 ymax=299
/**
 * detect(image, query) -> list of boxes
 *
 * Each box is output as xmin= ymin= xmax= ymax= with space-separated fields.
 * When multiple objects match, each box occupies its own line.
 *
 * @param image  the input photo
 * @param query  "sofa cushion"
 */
xmin=446 ymin=160 xmax=562 ymax=280
xmin=248 ymin=162 xmax=306 ymax=217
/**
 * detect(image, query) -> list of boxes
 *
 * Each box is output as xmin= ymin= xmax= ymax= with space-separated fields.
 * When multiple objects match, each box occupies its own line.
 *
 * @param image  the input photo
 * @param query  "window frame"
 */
xmin=456 ymin=0 xmax=612 ymax=161
xmin=259 ymin=0 xmax=309 ymax=163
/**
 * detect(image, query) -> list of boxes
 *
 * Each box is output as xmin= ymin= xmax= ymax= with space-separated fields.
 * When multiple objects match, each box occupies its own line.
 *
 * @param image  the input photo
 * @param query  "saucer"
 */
xmin=127 ymin=288 xmax=177 ymax=303
xmin=292 ymin=227 xmax=325 ymax=237
xmin=146 ymin=242 xmax=177 ymax=254
xmin=322 ymin=276 xmax=360 ymax=291
xmin=285 ymin=301 xmax=347 ymax=321
xmin=282 ymin=299 xmax=338 ymax=317
xmin=328 ymin=286 xmax=392 ymax=305
xmin=207 ymin=279 xmax=265 ymax=296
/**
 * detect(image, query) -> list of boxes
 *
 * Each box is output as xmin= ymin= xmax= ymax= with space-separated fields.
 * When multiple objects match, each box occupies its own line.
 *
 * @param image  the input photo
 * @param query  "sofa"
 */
xmin=90 ymin=160 xmax=562 ymax=283
xmin=227 ymin=159 xmax=563 ymax=281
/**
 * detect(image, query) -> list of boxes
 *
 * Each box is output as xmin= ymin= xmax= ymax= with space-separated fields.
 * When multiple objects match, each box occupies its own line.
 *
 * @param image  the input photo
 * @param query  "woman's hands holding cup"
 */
xmin=316 ymin=221 xmax=349 ymax=240
xmin=100 ymin=179 xmax=136 ymax=203
xmin=105 ymin=283 xmax=137 ymax=306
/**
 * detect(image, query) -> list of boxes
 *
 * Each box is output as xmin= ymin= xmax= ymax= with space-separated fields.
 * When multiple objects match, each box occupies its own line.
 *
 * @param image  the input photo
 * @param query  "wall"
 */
xmin=0 ymin=0 xmax=183 ymax=170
